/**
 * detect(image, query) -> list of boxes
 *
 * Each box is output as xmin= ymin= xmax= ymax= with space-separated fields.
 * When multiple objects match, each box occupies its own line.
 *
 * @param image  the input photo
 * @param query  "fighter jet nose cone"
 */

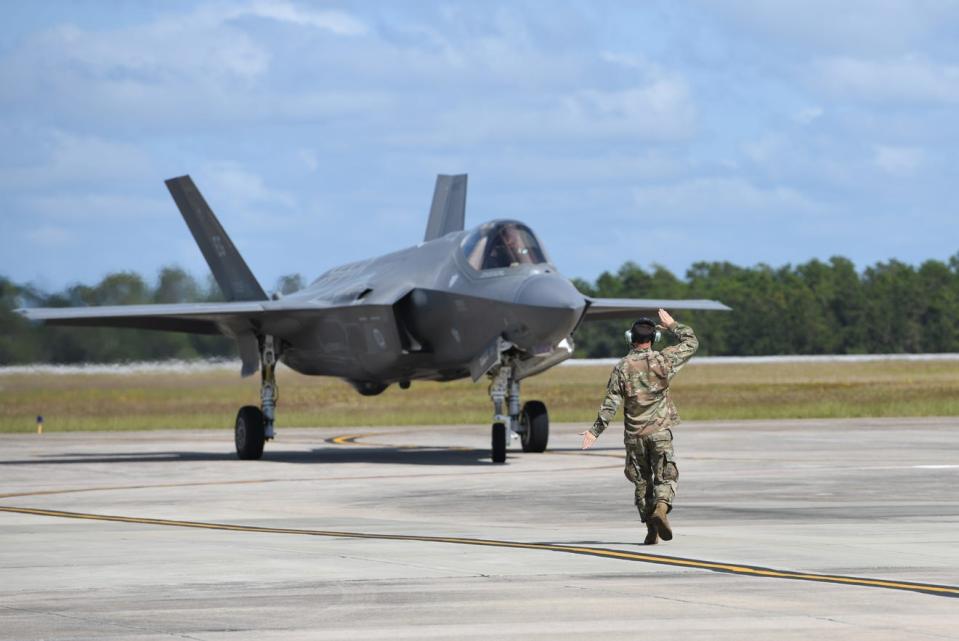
xmin=515 ymin=273 xmax=586 ymax=311
xmin=509 ymin=273 xmax=586 ymax=349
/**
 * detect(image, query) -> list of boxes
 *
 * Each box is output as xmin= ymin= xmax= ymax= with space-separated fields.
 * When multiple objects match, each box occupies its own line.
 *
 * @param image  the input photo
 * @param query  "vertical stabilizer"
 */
xmin=165 ymin=175 xmax=267 ymax=302
xmin=424 ymin=174 xmax=467 ymax=241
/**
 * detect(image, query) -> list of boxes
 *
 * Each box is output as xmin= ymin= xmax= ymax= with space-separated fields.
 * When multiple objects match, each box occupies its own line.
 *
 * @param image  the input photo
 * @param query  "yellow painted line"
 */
xmin=1 ymin=505 xmax=956 ymax=599
xmin=327 ymin=433 xmax=383 ymax=446
xmin=325 ymin=432 xmax=473 ymax=452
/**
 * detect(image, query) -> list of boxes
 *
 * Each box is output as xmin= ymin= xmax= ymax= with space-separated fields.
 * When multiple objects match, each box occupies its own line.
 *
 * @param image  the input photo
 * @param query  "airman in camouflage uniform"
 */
xmin=581 ymin=308 xmax=698 ymax=544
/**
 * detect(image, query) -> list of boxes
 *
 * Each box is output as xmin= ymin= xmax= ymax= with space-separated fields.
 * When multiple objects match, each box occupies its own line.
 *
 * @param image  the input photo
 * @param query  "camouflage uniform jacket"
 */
xmin=589 ymin=322 xmax=699 ymax=439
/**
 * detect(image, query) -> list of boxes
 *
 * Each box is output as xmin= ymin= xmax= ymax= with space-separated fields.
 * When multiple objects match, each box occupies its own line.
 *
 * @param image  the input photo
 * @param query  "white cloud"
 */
xmin=0 ymin=1 xmax=372 ymax=130
xmin=476 ymin=150 xmax=682 ymax=185
xmin=0 ymin=2 xmax=698 ymax=150
xmin=814 ymin=56 xmax=959 ymax=105
xmin=697 ymin=0 xmax=959 ymax=55
xmin=737 ymin=130 xmax=867 ymax=192
xmin=231 ymin=1 xmax=367 ymax=36
xmin=874 ymin=145 xmax=924 ymax=175
xmin=26 ymin=193 xmax=170 ymax=222
xmin=2 ymin=2 xmax=956 ymax=289
xmin=409 ymin=76 xmax=697 ymax=146
xmin=566 ymin=81 xmax=697 ymax=140
xmin=193 ymin=163 xmax=302 ymax=230
xmin=38 ymin=18 xmax=269 ymax=82
xmin=200 ymin=163 xmax=294 ymax=206
xmin=632 ymin=176 xmax=824 ymax=221
xmin=0 ymin=132 xmax=154 ymax=190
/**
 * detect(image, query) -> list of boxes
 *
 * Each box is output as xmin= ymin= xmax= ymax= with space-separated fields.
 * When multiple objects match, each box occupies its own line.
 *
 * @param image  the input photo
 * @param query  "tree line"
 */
xmin=0 ymin=268 xmax=305 ymax=365
xmin=573 ymin=256 xmax=959 ymax=357
xmin=2 ymin=255 xmax=957 ymax=364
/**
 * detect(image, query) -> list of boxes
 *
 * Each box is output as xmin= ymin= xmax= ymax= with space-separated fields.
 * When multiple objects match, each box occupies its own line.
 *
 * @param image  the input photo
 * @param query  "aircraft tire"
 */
xmin=235 ymin=405 xmax=265 ymax=460
xmin=520 ymin=401 xmax=549 ymax=453
xmin=491 ymin=422 xmax=507 ymax=464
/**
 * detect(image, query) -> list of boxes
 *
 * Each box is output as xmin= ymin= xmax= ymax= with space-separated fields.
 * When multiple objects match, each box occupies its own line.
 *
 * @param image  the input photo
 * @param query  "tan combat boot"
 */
xmin=649 ymin=501 xmax=673 ymax=541
xmin=644 ymin=521 xmax=658 ymax=545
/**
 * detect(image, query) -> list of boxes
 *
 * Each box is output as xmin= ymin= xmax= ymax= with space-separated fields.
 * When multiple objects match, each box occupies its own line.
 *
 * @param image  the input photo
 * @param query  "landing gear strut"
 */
xmin=488 ymin=363 xmax=549 ymax=463
xmin=235 ymin=335 xmax=278 ymax=460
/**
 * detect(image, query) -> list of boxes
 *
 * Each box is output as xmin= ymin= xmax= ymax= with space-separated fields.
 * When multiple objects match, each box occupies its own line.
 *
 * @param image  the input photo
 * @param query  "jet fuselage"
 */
xmin=277 ymin=220 xmax=585 ymax=389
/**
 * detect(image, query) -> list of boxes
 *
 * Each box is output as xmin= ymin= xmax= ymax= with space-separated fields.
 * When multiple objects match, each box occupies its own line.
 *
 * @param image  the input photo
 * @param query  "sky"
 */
xmin=2 ymin=0 xmax=958 ymax=293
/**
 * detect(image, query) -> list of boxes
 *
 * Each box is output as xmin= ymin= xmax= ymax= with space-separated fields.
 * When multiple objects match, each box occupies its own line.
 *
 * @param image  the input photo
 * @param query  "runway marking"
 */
xmin=2 ymin=505 xmax=956 ymax=599
xmin=326 ymin=433 xmax=387 ymax=446
xmin=325 ymin=432 xmax=474 ymax=452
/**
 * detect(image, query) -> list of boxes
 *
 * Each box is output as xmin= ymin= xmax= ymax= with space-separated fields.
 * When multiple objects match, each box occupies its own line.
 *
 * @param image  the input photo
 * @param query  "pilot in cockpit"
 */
xmin=462 ymin=221 xmax=548 ymax=271
xmin=487 ymin=225 xmax=532 ymax=268
xmin=502 ymin=225 xmax=534 ymax=265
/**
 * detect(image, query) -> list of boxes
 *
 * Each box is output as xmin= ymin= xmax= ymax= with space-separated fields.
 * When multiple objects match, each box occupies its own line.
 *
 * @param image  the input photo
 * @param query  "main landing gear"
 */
xmin=488 ymin=364 xmax=549 ymax=463
xmin=235 ymin=335 xmax=278 ymax=460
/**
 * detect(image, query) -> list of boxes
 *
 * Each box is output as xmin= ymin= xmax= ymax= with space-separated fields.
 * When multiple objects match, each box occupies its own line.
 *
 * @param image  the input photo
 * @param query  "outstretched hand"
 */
xmin=658 ymin=308 xmax=675 ymax=328
xmin=580 ymin=430 xmax=597 ymax=449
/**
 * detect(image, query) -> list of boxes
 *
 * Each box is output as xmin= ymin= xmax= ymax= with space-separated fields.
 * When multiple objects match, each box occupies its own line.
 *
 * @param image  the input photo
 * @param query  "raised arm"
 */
xmin=658 ymin=308 xmax=699 ymax=381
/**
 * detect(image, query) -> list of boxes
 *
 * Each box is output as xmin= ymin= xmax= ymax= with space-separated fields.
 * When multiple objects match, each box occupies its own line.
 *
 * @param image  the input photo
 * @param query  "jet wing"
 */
xmin=17 ymin=301 xmax=268 ymax=335
xmin=582 ymin=297 xmax=731 ymax=320
xmin=16 ymin=299 xmax=394 ymax=377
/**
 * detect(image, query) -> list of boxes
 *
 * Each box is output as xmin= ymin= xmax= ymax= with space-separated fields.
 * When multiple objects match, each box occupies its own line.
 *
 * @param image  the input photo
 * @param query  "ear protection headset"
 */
xmin=625 ymin=317 xmax=661 ymax=345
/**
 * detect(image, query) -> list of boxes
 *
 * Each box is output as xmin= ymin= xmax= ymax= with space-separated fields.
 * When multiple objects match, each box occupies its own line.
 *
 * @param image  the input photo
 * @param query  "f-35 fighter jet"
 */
xmin=19 ymin=174 xmax=729 ymax=462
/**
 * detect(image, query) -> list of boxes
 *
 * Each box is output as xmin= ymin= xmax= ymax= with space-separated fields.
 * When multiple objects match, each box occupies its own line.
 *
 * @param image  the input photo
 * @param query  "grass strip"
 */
xmin=2 ymin=361 xmax=959 ymax=432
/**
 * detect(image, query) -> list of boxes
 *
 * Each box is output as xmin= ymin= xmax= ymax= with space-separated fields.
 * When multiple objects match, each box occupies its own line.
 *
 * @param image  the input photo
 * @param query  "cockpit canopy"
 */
xmin=462 ymin=221 xmax=549 ymax=271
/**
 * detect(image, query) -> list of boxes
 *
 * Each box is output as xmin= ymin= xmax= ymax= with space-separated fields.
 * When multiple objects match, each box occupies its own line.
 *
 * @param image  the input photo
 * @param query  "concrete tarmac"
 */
xmin=1 ymin=418 xmax=958 ymax=640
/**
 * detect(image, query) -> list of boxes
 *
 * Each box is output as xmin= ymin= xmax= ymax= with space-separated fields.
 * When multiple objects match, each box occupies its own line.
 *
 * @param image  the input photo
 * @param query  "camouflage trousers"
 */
xmin=624 ymin=428 xmax=678 ymax=521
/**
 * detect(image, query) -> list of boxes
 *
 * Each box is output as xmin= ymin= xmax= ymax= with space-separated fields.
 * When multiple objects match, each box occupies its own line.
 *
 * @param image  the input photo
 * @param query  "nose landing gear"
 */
xmin=488 ymin=364 xmax=549 ymax=463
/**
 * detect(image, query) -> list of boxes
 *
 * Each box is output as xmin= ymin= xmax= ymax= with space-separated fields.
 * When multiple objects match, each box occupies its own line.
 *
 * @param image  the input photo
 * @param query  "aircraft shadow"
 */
xmin=1 ymin=446 xmax=493 ymax=466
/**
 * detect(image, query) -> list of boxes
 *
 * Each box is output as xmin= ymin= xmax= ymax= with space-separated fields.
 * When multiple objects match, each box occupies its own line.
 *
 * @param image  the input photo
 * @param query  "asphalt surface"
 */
xmin=1 ymin=418 xmax=958 ymax=640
